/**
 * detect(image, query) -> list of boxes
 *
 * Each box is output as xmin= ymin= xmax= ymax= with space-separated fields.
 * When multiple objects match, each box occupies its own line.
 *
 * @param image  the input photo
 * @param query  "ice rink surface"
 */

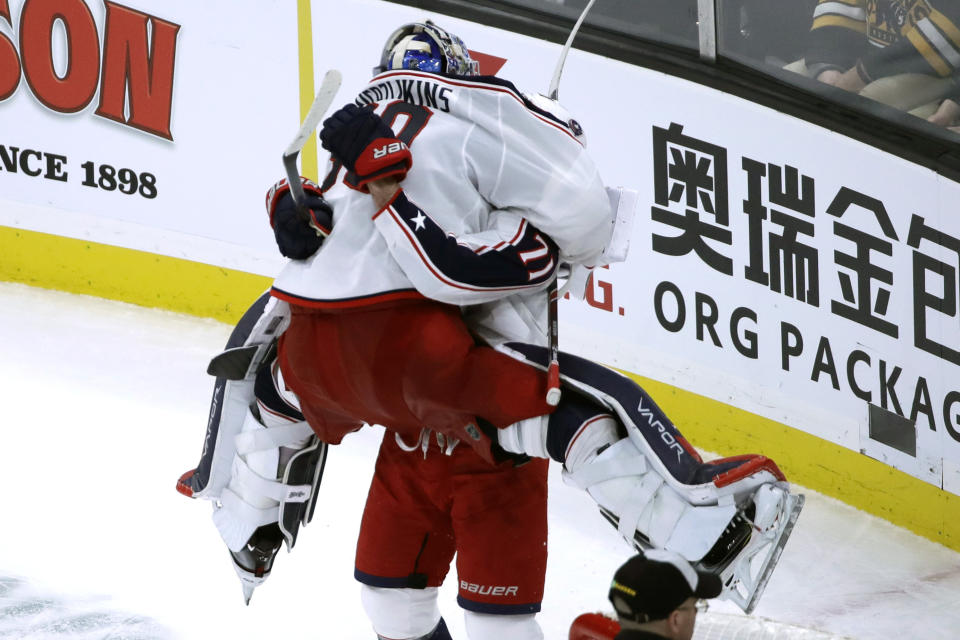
xmin=1 ymin=282 xmax=958 ymax=640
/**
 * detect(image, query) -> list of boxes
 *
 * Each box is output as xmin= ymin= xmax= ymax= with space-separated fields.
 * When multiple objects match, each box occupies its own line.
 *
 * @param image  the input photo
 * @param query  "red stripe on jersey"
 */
xmin=270 ymin=287 xmax=425 ymax=310
xmin=370 ymin=71 xmax=583 ymax=145
xmin=509 ymin=218 xmax=527 ymax=244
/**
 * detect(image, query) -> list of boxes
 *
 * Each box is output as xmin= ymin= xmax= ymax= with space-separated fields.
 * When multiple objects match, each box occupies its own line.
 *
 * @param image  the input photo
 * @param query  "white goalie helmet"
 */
xmin=374 ymin=20 xmax=480 ymax=76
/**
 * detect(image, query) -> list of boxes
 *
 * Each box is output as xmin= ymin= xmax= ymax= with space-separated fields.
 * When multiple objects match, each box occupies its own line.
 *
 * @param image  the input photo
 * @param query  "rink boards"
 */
xmin=1 ymin=0 xmax=958 ymax=551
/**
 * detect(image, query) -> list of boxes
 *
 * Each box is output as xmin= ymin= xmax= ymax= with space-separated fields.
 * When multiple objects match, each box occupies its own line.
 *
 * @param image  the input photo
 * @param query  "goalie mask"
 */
xmin=375 ymin=21 xmax=480 ymax=76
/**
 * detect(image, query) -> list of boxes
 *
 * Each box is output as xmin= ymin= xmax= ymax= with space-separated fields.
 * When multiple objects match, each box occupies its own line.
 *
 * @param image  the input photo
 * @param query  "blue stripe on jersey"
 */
xmin=456 ymin=595 xmax=541 ymax=615
xmin=384 ymin=192 xmax=558 ymax=292
xmin=354 ymin=569 xmax=426 ymax=589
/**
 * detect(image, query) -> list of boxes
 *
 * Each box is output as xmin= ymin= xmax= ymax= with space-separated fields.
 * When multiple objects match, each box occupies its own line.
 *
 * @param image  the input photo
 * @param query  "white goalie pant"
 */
xmin=361 ymin=585 xmax=543 ymax=640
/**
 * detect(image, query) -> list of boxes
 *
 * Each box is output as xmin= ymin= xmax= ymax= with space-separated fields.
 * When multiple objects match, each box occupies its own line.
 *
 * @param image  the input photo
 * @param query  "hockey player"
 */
xmin=272 ymin=22 xmax=596 ymax=639
xmin=179 ymin=19 xmax=802 ymax=640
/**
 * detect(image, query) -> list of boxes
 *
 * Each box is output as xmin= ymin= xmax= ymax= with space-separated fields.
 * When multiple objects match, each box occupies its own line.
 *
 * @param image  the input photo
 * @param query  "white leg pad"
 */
xmin=463 ymin=611 xmax=543 ymax=640
xmin=212 ymin=408 xmax=315 ymax=552
xmin=563 ymin=438 xmax=737 ymax=561
xmin=360 ymin=585 xmax=441 ymax=639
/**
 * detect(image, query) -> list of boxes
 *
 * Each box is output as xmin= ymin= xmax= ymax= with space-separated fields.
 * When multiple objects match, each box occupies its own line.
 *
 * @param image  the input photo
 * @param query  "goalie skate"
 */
xmin=231 ymin=524 xmax=284 ymax=605
xmin=595 ymin=485 xmax=802 ymax=614
xmin=716 ymin=484 xmax=804 ymax=613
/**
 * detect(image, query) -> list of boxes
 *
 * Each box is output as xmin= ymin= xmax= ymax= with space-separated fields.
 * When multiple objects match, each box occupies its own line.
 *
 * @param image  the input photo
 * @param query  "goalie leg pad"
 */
xmin=502 ymin=343 xmax=803 ymax=612
xmin=501 ymin=342 xmax=703 ymax=483
xmin=177 ymin=292 xmax=291 ymax=499
xmin=563 ymin=438 xmax=738 ymax=561
xmin=502 ymin=343 xmax=786 ymax=507
xmin=212 ymin=407 xmax=315 ymax=551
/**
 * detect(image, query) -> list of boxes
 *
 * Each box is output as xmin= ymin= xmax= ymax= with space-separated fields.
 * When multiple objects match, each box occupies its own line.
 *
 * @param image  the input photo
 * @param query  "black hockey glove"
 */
xmin=265 ymin=177 xmax=332 ymax=260
xmin=319 ymin=103 xmax=412 ymax=192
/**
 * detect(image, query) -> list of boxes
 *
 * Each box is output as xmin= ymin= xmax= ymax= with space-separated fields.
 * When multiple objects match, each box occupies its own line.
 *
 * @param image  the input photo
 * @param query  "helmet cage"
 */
xmin=375 ymin=21 xmax=480 ymax=77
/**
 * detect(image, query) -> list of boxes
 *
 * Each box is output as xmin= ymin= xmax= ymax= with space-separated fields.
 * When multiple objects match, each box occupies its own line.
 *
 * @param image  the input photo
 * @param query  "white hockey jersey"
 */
xmin=271 ymin=70 xmax=613 ymax=346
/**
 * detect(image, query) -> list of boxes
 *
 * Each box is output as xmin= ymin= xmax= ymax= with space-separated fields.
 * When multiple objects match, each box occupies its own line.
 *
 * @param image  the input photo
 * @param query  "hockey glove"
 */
xmin=265 ymin=177 xmax=333 ymax=260
xmin=319 ymin=103 xmax=412 ymax=191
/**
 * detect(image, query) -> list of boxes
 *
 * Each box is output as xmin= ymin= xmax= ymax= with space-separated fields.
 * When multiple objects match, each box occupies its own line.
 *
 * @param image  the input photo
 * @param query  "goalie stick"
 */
xmin=543 ymin=0 xmax=597 ymax=406
xmin=281 ymin=68 xmax=343 ymax=229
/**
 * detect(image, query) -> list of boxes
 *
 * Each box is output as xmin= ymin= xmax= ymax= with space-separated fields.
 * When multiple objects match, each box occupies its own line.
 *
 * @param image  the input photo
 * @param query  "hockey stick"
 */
xmin=547 ymin=0 xmax=596 ymax=101
xmin=543 ymin=0 xmax=597 ymax=407
xmin=281 ymin=69 xmax=343 ymax=229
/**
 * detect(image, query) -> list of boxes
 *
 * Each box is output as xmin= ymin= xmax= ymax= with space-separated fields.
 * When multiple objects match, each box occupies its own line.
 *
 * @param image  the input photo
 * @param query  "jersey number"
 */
xmin=322 ymin=102 xmax=432 ymax=192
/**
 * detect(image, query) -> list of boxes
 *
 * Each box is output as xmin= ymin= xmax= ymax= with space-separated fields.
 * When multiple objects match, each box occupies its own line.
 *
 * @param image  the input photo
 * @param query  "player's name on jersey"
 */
xmin=356 ymin=77 xmax=452 ymax=113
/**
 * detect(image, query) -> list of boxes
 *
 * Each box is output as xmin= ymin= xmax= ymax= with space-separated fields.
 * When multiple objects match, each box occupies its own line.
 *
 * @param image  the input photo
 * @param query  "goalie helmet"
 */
xmin=375 ymin=20 xmax=480 ymax=76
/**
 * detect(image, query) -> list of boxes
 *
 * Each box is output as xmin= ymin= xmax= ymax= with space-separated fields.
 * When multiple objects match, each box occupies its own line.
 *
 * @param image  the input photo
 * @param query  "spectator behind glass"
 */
xmin=786 ymin=1 xmax=960 ymax=130
xmin=607 ymin=551 xmax=722 ymax=640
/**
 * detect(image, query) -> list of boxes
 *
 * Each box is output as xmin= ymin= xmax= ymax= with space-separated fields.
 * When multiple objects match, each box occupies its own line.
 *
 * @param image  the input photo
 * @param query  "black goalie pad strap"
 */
xmin=504 ymin=342 xmax=703 ymax=484
xmin=279 ymin=438 xmax=329 ymax=550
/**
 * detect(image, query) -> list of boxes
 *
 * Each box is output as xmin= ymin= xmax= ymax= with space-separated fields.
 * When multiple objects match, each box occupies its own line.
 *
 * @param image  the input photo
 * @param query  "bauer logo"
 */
xmin=373 ymin=141 xmax=408 ymax=159
xmin=459 ymin=581 xmax=518 ymax=597
xmin=0 ymin=0 xmax=181 ymax=140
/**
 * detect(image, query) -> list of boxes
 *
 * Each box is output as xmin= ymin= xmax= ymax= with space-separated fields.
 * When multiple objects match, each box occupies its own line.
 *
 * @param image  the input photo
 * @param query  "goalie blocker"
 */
xmin=496 ymin=343 xmax=803 ymax=614
xmin=176 ymin=293 xmax=328 ymax=604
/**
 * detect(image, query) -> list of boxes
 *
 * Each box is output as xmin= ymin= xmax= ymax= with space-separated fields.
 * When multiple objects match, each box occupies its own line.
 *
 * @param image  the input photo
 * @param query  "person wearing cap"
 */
xmin=608 ymin=550 xmax=722 ymax=640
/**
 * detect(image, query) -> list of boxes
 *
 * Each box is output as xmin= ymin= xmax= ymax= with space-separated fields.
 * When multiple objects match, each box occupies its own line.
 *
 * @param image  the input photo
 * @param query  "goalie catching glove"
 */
xmin=266 ymin=177 xmax=333 ymax=260
xmin=319 ymin=103 xmax=412 ymax=191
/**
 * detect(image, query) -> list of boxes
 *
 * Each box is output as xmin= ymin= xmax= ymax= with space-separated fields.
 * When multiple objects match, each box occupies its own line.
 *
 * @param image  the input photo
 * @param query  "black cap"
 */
xmin=608 ymin=550 xmax=723 ymax=623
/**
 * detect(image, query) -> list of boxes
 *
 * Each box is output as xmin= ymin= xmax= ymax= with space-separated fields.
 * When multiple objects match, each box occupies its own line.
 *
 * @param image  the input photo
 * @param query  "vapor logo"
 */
xmin=0 ymin=0 xmax=180 ymax=139
xmin=637 ymin=397 xmax=686 ymax=463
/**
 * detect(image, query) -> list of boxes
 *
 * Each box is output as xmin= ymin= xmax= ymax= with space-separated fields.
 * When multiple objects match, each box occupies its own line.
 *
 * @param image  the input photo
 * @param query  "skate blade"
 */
xmin=720 ymin=492 xmax=804 ymax=614
xmin=231 ymin=555 xmax=270 ymax=606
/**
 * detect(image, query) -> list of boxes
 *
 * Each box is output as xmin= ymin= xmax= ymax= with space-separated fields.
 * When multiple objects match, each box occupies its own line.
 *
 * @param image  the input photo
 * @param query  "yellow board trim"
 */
xmin=2 ymin=223 xmax=958 ymax=552
xmin=0 ymin=226 xmax=271 ymax=324
xmin=622 ymin=371 xmax=960 ymax=552
xmin=297 ymin=0 xmax=319 ymax=182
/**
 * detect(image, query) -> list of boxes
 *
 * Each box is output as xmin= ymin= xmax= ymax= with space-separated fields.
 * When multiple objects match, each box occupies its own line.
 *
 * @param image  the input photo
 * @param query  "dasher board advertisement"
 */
xmin=3 ymin=0 xmax=958 ymax=498
xmin=0 ymin=0 xmax=298 ymax=274
xmin=306 ymin=2 xmax=960 ymax=495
